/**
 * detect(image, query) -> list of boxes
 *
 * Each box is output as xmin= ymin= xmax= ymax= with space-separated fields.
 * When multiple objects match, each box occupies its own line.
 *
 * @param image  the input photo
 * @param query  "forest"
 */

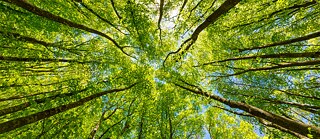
xmin=0 ymin=0 xmax=319 ymax=138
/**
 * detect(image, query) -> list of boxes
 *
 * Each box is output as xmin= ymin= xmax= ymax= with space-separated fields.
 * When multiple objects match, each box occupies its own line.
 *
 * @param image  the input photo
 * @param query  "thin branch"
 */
xmin=76 ymin=1 xmax=127 ymax=35
xmin=211 ymin=105 xmax=252 ymax=117
xmin=186 ymin=0 xmax=205 ymax=19
xmin=163 ymin=38 xmax=193 ymax=67
xmin=98 ymin=99 xmax=136 ymax=139
xmin=225 ymin=91 xmax=320 ymax=113
xmin=176 ymin=0 xmax=188 ymax=21
xmin=110 ymin=0 xmax=122 ymax=20
xmin=227 ymin=1 xmax=317 ymax=31
xmin=0 ymin=55 xmax=102 ymax=64
xmin=227 ymin=81 xmax=320 ymax=101
xmin=215 ymin=60 xmax=320 ymax=77
xmin=98 ymin=118 xmax=124 ymax=139
xmin=291 ymin=109 xmax=318 ymax=125
xmin=198 ymin=51 xmax=320 ymax=67
xmin=239 ymin=31 xmax=320 ymax=52
xmin=0 ymin=87 xmax=68 ymax=102
xmin=89 ymin=110 xmax=108 ymax=139
xmin=0 ymin=30 xmax=51 ymax=46
xmin=182 ymin=0 xmax=217 ymax=35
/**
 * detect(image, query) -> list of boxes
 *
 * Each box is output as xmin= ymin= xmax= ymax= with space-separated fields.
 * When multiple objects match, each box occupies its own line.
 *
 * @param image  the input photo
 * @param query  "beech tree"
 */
xmin=0 ymin=0 xmax=319 ymax=138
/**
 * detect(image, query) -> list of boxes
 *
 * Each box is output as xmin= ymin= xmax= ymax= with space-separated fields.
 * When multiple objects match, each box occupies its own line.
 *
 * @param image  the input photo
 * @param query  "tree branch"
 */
xmin=198 ymin=51 xmax=320 ymax=67
xmin=110 ymin=0 xmax=122 ymax=20
xmin=215 ymin=60 xmax=320 ymax=77
xmin=239 ymin=31 xmax=320 ymax=52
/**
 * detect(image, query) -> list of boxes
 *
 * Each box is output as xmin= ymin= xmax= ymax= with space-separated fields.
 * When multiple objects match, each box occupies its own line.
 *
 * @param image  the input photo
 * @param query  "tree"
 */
xmin=0 ymin=0 xmax=319 ymax=138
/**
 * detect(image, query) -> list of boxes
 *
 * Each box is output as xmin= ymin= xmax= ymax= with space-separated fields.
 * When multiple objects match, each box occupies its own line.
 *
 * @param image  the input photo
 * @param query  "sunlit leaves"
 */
xmin=0 ymin=0 xmax=319 ymax=138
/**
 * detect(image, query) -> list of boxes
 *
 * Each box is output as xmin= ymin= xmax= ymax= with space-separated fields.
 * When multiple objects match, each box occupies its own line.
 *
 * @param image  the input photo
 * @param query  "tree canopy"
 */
xmin=0 ymin=0 xmax=319 ymax=138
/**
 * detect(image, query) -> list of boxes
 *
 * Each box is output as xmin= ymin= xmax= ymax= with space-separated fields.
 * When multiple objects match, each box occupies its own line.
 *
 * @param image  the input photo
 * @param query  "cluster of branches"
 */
xmin=160 ymin=0 xmax=319 ymax=138
xmin=173 ymin=80 xmax=320 ymax=138
xmin=163 ymin=0 xmax=319 ymax=66
xmin=0 ymin=82 xmax=138 ymax=134
xmin=195 ymin=31 xmax=320 ymax=77
xmin=0 ymin=0 xmax=319 ymax=138
xmin=2 ymin=0 xmax=133 ymax=57
xmin=163 ymin=0 xmax=241 ymax=66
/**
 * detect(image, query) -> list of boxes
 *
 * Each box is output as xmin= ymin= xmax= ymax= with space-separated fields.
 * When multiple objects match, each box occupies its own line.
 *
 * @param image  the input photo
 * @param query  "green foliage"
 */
xmin=0 ymin=0 xmax=319 ymax=138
